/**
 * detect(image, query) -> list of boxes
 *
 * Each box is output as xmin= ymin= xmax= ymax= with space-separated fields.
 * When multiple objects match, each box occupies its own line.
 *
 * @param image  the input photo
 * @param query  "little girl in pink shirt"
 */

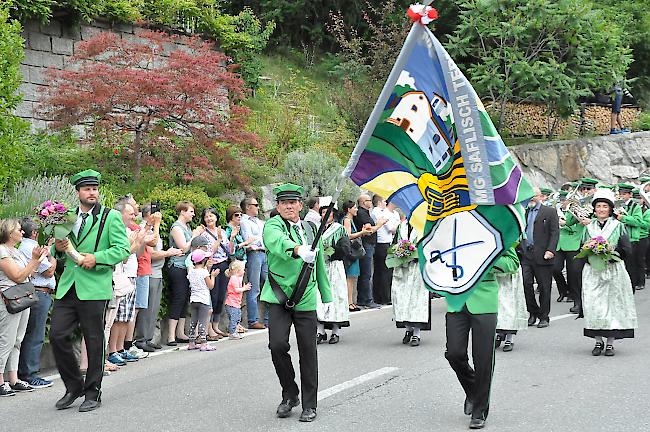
xmin=224 ymin=260 xmax=251 ymax=340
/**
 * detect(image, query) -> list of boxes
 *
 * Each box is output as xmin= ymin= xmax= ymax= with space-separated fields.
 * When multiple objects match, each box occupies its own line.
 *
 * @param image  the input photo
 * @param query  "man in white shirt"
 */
xmin=240 ymin=196 xmax=268 ymax=329
xmin=303 ymin=197 xmax=321 ymax=228
xmin=370 ymin=196 xmax=400 ymax=304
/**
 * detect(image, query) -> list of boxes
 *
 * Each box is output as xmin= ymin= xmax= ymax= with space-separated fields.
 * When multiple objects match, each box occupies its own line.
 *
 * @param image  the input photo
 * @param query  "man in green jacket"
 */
xmin=50 ymin=170 xmax=130 ymax=412
xmin=616 ymin=183 xmax=645 ymax=291
xmin=445 ymin=247 xmax=519 ymax=430
xmin=632 ymin=188 xmax=649 ymax=290
xmin=555 ymin=193 xmax=587 ymax=314
xmin=261 ymin=183 xmax=332 ymax=423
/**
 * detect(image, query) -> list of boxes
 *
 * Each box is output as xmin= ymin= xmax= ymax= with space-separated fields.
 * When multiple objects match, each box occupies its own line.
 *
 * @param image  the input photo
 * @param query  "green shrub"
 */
xmin=0 ymin=175 xmax=77 ymax=219
xmin=634 ymin=111 xmax=650 ymax=131
xmin=282 ymin=149 xmax=360 ymax=207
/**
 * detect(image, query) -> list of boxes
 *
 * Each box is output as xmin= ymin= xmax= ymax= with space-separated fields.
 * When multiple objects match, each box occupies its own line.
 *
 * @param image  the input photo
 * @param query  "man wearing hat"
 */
xmin=633 ymin=188 xmax=649 ymax=290
xmin=616 ymin=183 xmax=645 ymax=291
xmin=261 ymin=183 xmax=332 ymax=422
xmin=555 ymin=190 xmax=586 ymax=313
xmin=578 ymin=178 xmax=599 ymax=198
xmin=50 ymin=170 xmax=131 ymax=412
xmin=518 ymin=187 xmax=559 ymax=328
xmin=643 ymin=178 xmax=650 ymax=278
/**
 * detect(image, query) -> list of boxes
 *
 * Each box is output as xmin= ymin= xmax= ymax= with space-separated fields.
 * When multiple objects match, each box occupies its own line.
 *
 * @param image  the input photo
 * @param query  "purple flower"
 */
xmin=54 ymin=203 xmax=66 ymax=212
xmin=40 ymin=209 xmax=50 ymax=217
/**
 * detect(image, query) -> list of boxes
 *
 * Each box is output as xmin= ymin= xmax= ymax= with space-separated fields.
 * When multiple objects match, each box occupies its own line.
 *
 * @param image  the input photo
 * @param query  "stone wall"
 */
xmin=510 ymin=131 xmax=650 ymax=188
xmin=15 ymin=18 xmax=197 ymax=130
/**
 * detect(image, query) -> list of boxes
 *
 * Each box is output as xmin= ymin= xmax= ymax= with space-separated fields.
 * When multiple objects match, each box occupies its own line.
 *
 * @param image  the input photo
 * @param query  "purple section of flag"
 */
xmin=351 ymin=151 xmax=405 ymax=185
xmin=493 ymin=167 xmax=522 ymax=204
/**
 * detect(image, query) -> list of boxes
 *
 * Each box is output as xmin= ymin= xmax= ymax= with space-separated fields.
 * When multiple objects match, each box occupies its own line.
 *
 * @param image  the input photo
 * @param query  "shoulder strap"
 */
xmin=94 ymin=207 xmax=110 ymax=253
xmin=301 ymin=221 xmax=316 ymax=246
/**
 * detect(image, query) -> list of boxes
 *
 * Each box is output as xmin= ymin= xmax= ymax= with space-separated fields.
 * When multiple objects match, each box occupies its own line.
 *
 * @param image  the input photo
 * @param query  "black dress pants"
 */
xmin=445 ymin=309 xmax=497 ymax=421
xmin=552 ymin=252 xmax=571 ymax=298
xmin=372 ymin=242 xmax=393 ymax=304
xmin=553 ymin=250 xmax=584 ymax=306
xmin=521 ymin=255 xmax=553 ymax=321
xmin=210 ymin=260 xmax=231 ymax=321
xmin=268 ymin=303 xmax=318 ymax=409
xmin=50 ymin=286 xmax=107 ymax=401
xmin=633 ymin=238 xmax=648 ymax=288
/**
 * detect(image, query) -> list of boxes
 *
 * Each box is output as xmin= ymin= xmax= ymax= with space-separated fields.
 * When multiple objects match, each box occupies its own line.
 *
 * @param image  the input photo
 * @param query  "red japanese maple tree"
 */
xmin=41 ymin=30 xmax=260 ymax=186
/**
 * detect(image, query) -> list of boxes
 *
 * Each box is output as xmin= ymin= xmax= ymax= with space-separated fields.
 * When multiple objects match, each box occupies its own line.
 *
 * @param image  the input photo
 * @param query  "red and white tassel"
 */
xmin=407 ymin=3 xmax=439 ymax=25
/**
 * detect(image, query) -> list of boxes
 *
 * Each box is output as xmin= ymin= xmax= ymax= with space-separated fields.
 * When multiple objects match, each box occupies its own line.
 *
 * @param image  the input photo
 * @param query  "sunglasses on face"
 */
xmin=250 ymin=203 xmax=259 ymax=207
xmin=234 ymin=213 xmax=242 ymax=217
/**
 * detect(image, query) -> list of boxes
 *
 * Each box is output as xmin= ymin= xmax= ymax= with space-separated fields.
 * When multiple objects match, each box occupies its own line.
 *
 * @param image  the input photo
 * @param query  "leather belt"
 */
xmin=34 ymin=286 xmax=54 ymax=293
xmin=249 ymin=250 xmax=266 ymax=253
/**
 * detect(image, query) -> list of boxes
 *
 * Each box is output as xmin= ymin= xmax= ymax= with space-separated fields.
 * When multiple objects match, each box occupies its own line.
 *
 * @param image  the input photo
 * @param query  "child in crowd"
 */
xmin=187 ymin=250 xmax=219 ymax=351
xmin=224 ymin=260 xmax=251 ymax=340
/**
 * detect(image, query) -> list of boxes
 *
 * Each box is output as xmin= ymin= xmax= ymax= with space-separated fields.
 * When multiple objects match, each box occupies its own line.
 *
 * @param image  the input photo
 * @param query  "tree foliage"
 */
xmin=0 ymin=6 xmax=29 ymax=192
xmin=447 ymin=0 xmax=633 ymax=137
xmin=41 ymin=31 xmax=261 ymax=187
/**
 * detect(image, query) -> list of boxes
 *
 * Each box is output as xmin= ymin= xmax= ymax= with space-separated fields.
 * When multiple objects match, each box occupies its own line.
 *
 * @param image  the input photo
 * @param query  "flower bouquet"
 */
xmin=575 ymin=235 xmax=620 ymax=271
xmin=386 ymin=239 xmax=418 ymax=269
xmin=35 ymin=200 xmax=83 ymax=264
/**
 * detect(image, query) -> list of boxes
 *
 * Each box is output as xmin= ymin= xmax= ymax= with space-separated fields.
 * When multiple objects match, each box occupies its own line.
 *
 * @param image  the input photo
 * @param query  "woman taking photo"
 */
xmin=0 ymin=219 xmax=47 ymax=396
xmin=580 ymin=189 xmax=637 ymax=356
xmin=341 ymin=201 xmax=370 ymax=312
xmin=199 ymin=208 xmax=231 ymax=340
xmin=166 ymin=201 xmax=202 ymax=346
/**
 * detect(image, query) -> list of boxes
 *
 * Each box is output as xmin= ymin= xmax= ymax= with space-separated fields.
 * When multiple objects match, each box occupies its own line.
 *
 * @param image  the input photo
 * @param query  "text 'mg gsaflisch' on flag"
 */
xmin=340 ymin=6 xmax=534 ymax=310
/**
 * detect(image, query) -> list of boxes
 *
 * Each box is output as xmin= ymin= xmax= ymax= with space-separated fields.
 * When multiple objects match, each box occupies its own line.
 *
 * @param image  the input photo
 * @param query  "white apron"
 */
xmin=496 ymin=268 xmax=528 ymax=332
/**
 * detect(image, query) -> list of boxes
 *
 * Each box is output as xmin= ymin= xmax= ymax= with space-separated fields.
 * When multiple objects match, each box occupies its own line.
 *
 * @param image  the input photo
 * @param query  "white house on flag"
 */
xmin=386 ymin=90 xmax=454 ymax=172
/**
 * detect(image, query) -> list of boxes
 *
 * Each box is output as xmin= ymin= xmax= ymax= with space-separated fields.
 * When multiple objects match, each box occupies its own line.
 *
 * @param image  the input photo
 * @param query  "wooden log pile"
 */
xmin=485 ymin=101 xmax=641 ymax=137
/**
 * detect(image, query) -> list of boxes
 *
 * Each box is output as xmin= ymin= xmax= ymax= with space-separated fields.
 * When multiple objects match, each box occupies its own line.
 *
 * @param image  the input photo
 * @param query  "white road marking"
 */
xmin=550 ymin=313 xmax=575 ymax=322
xmin=317 ymin=367 xmax=399 ymax=401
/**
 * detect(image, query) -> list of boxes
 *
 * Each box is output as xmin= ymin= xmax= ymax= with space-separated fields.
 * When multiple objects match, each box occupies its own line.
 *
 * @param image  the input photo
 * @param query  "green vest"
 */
xmin=620 ymin=200 xmax=644 ymax=242
xmin=52 ymin=206 xmax=131 ymax=301
xmin=558 ymin=212 xmax=585 ymax=251
xmin=260 ymin=216 xmax=332 ymax=311
xmin=447 ymin=247 xmax=520 ymax=314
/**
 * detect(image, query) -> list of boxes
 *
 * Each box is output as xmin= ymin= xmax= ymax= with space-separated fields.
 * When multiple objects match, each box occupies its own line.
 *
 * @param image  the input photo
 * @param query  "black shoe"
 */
xmin=79 ymin=398 xmax=101 ymax=412
xmin=527 ymin=315 xmax=538 ymax=326
xmin=604 ymin=345 xmax=615 ymax=356
xmin=147 ymin=341 xmax=163 ymax=350
xmin=636 ymin=285 xmax=645 ymax=290
xmin=591 ymin=341 xmax=604 ymax=356
xmin=402 ymin=330 xmax=413 ymax=344
xmin=494 ymin=334 xmax=502 ymax=349
xmin=276 ymin=398 xmax=300 ymax=418
xmin=166 ymin=340 xmax=177 ymax=346
xmin=556 ymin=295 xmax=566 ymax=302
xmin=328 ymin=334 xmax=340 ymax=344
xmin=299 ymin=408 xmax=317 ymax=422
xmin=316 ymin=333 xmax=328 ymax=345
xmin=469 ymin=418 xmax=486 ymax=429
xmin=55 ymin=390 xmax=84 ymax=410
xmin=503 ymin=341 xmax=513 ymax=352
xmin=135 ymin=342 xmax=155 ymax=352
xmin=569 ymin=305 xmax=580 ymax=314
xmin=463 ymin=398 xmax=473 ymax=416
xmin=537 ymin=319 xmax=549 ymax=328
xmin=410 ymin=336 xmax=420 ymax=347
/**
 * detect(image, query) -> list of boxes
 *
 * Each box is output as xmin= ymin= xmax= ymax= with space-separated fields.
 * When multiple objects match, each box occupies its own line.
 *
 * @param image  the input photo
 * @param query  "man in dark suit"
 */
xmin=518 ymin=187 xmax=559 ymax=328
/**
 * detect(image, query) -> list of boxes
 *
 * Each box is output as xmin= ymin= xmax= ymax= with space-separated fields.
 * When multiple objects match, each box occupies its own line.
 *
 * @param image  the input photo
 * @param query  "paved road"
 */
xmin=5 ymin=290 xmax=650 ymax=432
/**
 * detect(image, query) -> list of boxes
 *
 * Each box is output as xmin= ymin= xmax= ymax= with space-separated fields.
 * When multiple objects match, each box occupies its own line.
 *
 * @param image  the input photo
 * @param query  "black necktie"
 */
xmin=78 ymin=213 xmax=89 ymax=237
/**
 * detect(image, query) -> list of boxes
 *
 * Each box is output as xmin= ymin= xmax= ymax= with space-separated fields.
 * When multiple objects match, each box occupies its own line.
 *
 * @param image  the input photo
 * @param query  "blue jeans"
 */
xmin=225 ymin=305 xmax=242 ymax=334
xmin=18 ymin=290 xmax=52 ymax=380
xmin=245 ymin=251 xmax=268 ymax=326
xmin=357 ymin=243 xmax=375 ymax=305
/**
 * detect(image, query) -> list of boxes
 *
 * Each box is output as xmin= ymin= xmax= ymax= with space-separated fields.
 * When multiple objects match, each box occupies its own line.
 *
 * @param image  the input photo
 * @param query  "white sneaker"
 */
xmin=128 ymin=345 xmax=149 ymax=359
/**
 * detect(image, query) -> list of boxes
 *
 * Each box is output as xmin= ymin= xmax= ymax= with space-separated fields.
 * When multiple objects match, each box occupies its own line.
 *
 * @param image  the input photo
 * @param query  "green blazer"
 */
xmin=620 ymin=200 xmax=644 ymax=242
xmin=52 ymin=205 xmax=131 ymax=300
xmin=260 ymin=215 xmax=332 ymax=311
xmin=447 ymin=247 xmax=520 ymax=314
xmin=558 ymin=212 xmax=585 ymax=252
xmin=639 ymin=207 xmax=650 ymax=239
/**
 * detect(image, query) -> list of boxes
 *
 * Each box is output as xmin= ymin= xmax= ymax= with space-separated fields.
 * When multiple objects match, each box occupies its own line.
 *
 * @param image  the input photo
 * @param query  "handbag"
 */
xmin=112 ymin=262 xmax=135 ymax=297
xmin=2 ymin=281 xmax=38 ymax=314
xmin=347 ymin=237 xmax=366 ymax=260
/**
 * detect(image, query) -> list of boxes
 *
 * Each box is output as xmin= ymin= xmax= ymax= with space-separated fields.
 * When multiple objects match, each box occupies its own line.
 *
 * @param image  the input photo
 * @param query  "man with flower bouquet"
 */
xmin=578 ymin=188 xmax=637 ymax=357
xmin=48 ymin=170 xmax=130 ymax=412
xmin=387 ymin=218 xmax=431 ymax=347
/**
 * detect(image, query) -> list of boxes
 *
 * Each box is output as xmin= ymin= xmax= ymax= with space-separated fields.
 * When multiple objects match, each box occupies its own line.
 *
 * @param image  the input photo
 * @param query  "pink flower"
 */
xmin=40 ymin=209 xmax=50 ymax=217
xmin=54 ymin=204 xmax=66 ymax=212
xmin=43 ymin=200 xmax=52 ymax=207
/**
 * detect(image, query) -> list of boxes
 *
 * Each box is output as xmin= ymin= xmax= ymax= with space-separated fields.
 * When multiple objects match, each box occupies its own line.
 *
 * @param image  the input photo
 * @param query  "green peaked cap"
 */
xmin=70 ymin=169 xmax=101 ymax=189
xmin=617 ymin=183 xmax=635 ymax=191
xmin=273 ymin=183 xmax=304 ymax=201
xmin=539 ymin=187 xmax=553 ymax=196
xmin=578 ymin=177 xmax=598 ymax=187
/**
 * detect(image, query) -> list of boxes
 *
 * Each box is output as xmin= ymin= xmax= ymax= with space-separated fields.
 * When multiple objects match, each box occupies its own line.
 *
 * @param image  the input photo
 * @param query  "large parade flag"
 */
xmin=341 ymin=6 xmax=534 ymax=309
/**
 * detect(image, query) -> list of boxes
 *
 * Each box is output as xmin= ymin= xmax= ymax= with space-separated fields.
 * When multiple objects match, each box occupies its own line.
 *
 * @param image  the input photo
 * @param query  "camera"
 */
xmin=151 ymin=201 xmax=161 ymax=214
